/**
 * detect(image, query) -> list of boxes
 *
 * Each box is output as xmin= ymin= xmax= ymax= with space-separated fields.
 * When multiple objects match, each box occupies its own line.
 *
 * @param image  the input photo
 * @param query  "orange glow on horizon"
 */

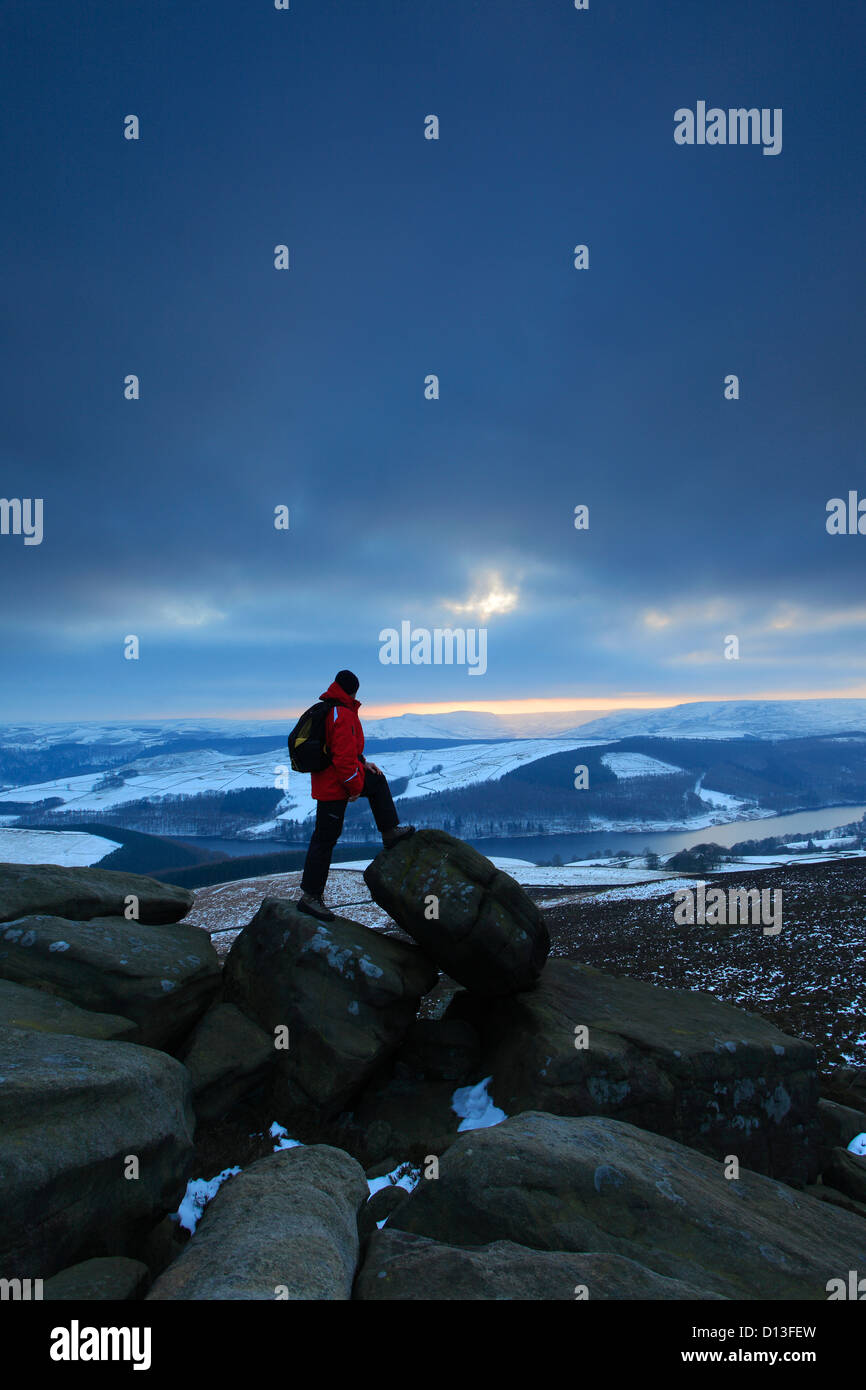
xmin=182 ymin=686 xmax=866 ymax=721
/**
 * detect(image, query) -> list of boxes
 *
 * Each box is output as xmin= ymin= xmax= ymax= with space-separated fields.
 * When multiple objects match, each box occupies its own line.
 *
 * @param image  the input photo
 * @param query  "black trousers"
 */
xmin=300 ymin=768 xmax=399 ymax=897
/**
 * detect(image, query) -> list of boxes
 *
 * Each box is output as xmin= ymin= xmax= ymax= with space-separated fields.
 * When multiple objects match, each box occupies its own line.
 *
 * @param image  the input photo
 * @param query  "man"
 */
xmin=298 ymin=669 xmax=415 ymax=922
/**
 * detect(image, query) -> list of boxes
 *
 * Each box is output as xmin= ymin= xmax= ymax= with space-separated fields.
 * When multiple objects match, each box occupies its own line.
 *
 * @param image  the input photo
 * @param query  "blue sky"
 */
xmin=2 ymin=0 xmax=865 ymax=720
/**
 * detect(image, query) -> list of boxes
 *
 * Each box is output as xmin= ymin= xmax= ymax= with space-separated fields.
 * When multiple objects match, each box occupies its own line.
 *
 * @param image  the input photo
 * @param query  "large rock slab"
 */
xmin=178 ymin=1002 xmax=275 ymax=1123
xmin=387 ymin=1111 xmax=866 ymax=1300
xmin=363 ymin=829 xmax=548 ymax=996
xmin=356 ymin=1229 xmax=725 ymax=1300
xmin=147 ymin=1146 xmax=367 ymax=1300
xmin=43 ymin=1256 xmax=150 ymax=1301
xmin=0 ymin=914 xmax=221 ymax=1050
xmin=823 ymin=1147 xmax=866 ymax=1205
xmin=0 ymin=977 xmax=136 ymax=1041
xmin=448 ymin=958 xmax=821 ymax=1184
xmin=0 ymin=862 xmax=193 ymax=925
xmin=806 ymin=1183 xmax=866 ymax=1222
xmin=0 ymin=1025 xmax=194 ymax=1279
xmin=223 ymin=898 xmax=438 ymax=1118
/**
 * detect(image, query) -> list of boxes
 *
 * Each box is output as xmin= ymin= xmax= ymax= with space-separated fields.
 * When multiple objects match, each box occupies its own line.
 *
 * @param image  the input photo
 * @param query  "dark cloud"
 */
xmin=1 ymin=0 xmax=863 ymax=716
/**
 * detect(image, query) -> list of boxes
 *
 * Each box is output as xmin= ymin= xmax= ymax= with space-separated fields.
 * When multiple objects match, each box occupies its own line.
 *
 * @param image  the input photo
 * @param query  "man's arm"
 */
xmin=328 ymin=706 xmax=365 ymax=794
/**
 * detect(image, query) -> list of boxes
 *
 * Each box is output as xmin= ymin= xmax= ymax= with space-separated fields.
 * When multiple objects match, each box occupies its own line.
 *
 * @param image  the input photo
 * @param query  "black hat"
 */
xmin=335 ymin=669 xmax=359 ymax=696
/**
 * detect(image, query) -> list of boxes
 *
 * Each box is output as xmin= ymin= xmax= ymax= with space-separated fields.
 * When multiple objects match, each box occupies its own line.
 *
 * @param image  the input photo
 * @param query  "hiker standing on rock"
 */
xmin=292 ymin=670 xmax=415 ymax=922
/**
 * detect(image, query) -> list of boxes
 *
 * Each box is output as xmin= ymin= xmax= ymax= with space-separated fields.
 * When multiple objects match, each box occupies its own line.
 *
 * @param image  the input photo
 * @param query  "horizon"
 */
xmin=6 ymin=690 xmax=866 ymax=728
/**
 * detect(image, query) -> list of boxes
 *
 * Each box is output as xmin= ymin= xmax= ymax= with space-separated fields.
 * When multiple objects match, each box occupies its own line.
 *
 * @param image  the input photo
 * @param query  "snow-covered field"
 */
xmin=0 ymin=827 xmax=121 ymax=866
xmin=601 ymin=752 xmax=682 ymax=779
xmin=331 ymin=855 xmax=678 ymax=887
xmin=0 ymin=737 xmax=610 ymax=833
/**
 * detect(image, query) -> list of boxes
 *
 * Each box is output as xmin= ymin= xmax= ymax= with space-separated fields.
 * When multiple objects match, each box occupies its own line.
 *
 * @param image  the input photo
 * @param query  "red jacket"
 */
xmin=309 ymin=681 xmax=366 ymax=801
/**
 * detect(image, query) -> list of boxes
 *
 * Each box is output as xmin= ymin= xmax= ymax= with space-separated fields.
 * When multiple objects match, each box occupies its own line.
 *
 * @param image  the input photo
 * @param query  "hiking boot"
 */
xmin=297 ymin=892 xmax=336 ymax=923
xmin=382 ymin=824 xmax=416 ymax=849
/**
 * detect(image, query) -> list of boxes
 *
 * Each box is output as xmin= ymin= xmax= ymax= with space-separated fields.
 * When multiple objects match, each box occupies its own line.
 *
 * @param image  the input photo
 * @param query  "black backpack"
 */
xmin=288 ymin=700 xmax=338 ymax=773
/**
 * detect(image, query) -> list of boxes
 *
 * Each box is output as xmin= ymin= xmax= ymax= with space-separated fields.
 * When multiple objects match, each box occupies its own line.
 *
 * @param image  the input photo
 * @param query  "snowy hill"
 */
xmin=0 ymin=708 xmax=609 ymax=751
xmin=3 ymin=699 xmax=866 ymax=754
xmin=576 ymin=699 xmax=866 ymax=742
xmin=1 ymin=736 xmax=609 ymax=833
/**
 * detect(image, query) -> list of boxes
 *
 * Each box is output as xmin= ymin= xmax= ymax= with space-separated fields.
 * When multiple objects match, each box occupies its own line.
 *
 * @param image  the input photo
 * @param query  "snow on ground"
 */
xmin=0 ymin=827 xmax=121 ymax=866
xmin=175 ymin=1123 xmax=304 ymax=1232
xmin=367 ymin=1161 xmax=421 ymax=1199
xmin=452 ymin=1076 xmax=507 ymax=1131
xmin=601 ymin=751 xmax=683 ymax=779
xmin=694 ymin=774 xmax=751 ymax=814
xmin=332 ymin=856 xmax=677 ymax=887
xmin=0 ymin=748 xmax=308 ymax=821
xmin=581 ymin=877 xmax=706 ymax=905
xmin=176 ymin=1166 xmax=241 ymax=1234
xmin=784 ymin=836 xmax=858 ymax=850
xmin=701 ymin=851 xmax=866 ymax=872
xmin=184 ymin=868 xmax=400 ymax=956
xmin=269 ymin=1122 xmax=302 ymax=1152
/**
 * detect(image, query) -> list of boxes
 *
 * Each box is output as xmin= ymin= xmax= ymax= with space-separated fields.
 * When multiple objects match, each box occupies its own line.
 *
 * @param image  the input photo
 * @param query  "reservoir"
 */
xmin=179 ymin=803 xmax=865 ymax=866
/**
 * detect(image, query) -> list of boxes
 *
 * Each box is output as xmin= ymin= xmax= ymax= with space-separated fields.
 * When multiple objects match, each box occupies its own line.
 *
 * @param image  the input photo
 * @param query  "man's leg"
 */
xmin=361 ymin=769 xmax=416 ymax=846
xmin=359 ymin=768 xmax=399 ymax=835
xmin=300 ymin=799 xmax=346 ymax=898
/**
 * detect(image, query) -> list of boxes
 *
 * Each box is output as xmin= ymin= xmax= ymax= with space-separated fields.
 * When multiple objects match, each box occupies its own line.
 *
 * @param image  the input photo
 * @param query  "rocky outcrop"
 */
xmin=178 ymin=1002 xmax=275 ymax=1123
xmin=0 ymin=1025 xmax=194 ymax=1279
xmin=3 ymin=835 xmax=858 ymax=1304
xmin=356 ymin=1229 xmax=725 ymax=1300
xmin=363 ymin=830 xmax=548 ymax=996
xmin=0 ymin=862 xmax=193 ymax=925
xmin=223 ymin=899 xmax=438 ymax=1118
xmin=43 ymin=1257 xmax=150 ymax=1301
xmin=357 ymin=1185 xmax=411 ymax=1242
xmin=448 ymin=958 xmax=821 ymax=1185
xmin=386 ymin=1111 xmax=866 ymax=1300
xmin=817 ymin=1097 xmax=866 ymax=1164
xmin=0 ymin=977 xmax=136 ymax=1041
xmin=147 ymin=1146 xmax=368 ymax=1300
xmin=822 ymin=1065 xmax=866 ymax=1113
xmin=332 ymin=1071 xmax=465 ymax=1167
xmin=822 ymin=1147 xmax=866 ymax=1205
xmin=0 ymin=913 xmax=221 ymax=1051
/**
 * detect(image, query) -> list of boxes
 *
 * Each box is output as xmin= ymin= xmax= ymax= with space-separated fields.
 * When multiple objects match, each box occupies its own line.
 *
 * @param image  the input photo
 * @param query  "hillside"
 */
xmin=579 ymin=698 xmax=866 ymax=741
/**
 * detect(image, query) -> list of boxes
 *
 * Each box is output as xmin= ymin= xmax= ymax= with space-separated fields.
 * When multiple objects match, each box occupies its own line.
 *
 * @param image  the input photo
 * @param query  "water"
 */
xmin=179 ymin=836 xmax=307 ymax=859
xmin=181 ymin=804 xmax=865 ymax=865
xmin=473 ymin=805 xmax=866 ymax=863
